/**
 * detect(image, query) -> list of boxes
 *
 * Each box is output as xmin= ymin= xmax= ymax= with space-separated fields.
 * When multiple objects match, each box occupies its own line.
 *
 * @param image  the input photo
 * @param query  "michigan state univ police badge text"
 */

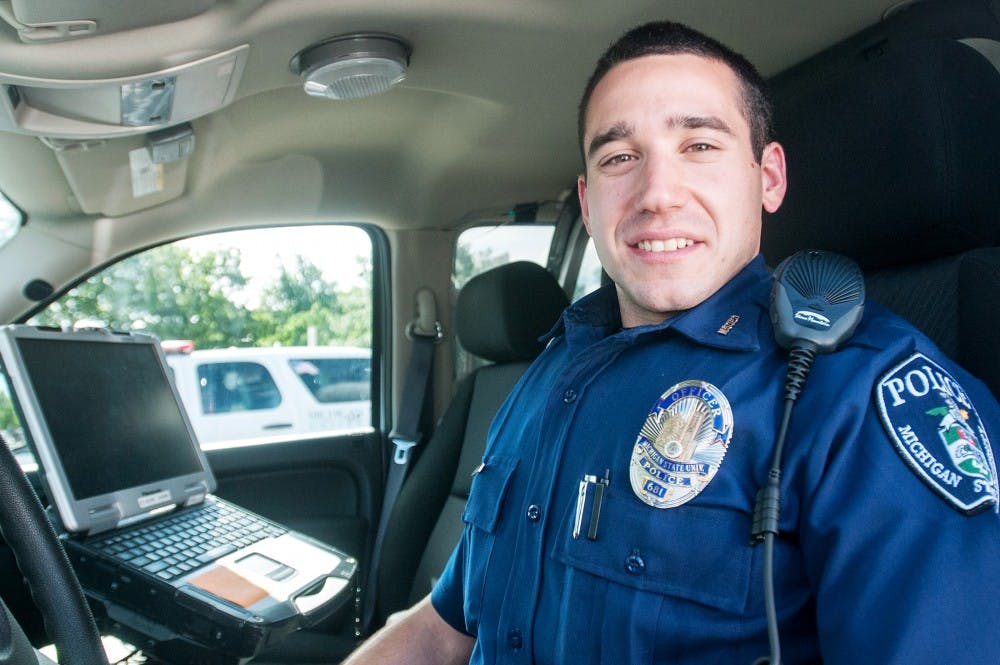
xmin=630 ymin=380 xmax=733 ymax=509
xmin=877 ymin=353 xmax=999 ymax=514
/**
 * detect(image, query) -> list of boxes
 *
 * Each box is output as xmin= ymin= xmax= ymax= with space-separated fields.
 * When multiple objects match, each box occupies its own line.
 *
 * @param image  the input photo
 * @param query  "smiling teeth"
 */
xmin=638 ymin=238 xmax=694 ymax=252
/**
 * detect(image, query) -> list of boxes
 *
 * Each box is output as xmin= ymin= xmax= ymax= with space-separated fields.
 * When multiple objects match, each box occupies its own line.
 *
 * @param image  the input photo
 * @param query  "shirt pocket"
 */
xmin=552 ymin=488 xmax=753 ymax=615
xmin=459 ymin=455 xmax=519 ymax=632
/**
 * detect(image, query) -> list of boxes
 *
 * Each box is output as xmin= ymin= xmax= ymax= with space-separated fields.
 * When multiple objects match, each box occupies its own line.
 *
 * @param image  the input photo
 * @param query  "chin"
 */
xmin=635 ymin=283 xmax=715 ymax=314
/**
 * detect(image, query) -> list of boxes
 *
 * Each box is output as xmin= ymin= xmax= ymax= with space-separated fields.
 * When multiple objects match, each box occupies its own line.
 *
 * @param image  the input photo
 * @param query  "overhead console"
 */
xmin=0 ymin=44 xmax=248 ymax=140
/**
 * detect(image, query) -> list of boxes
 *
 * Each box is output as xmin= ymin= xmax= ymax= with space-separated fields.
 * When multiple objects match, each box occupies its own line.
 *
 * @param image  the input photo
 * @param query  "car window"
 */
xmin=453 ymin=224 xmax=554 ymax=289
xmin=290 ymin=357 xmax=371 ymax=403
xmin=4 ymin=225 xmax=377 ymax=452
xmin=573 ymin=237 xmax=604 ymax=302
xmin=198 ymin=361 xmax=281 ymax=413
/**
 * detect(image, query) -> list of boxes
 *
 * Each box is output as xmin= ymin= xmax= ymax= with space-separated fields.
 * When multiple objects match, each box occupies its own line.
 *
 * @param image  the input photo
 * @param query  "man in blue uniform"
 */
xmin=345 ymin=21 xmax=1000 ymax=664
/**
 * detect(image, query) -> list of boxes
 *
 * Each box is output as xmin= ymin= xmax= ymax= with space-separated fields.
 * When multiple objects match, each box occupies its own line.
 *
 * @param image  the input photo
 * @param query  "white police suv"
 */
xmin=164 ymin=343 xmax=372 ymax=445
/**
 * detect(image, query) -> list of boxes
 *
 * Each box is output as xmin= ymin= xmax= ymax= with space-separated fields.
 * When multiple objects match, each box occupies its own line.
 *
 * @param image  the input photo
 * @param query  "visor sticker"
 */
xmin=876 ymin=353 xmax=998 ymax=515
xmin=630 ymin=380 xmax=733 ymax=509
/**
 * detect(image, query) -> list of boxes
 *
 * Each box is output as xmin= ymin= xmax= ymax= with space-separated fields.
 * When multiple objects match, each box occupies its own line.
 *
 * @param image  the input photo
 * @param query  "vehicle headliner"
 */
xmin=0 ymin=0 xmax=889 ymax=321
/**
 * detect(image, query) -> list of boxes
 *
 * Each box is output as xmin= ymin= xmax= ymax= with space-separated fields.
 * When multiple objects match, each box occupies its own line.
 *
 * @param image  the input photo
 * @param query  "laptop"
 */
xmin=0 ymin=325 xmax=358 ymax=663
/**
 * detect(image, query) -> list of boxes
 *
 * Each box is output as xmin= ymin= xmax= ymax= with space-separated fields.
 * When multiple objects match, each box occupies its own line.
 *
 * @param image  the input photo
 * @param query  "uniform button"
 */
xmin=625 ymin=550 xmax=645 ymax=575
xmin=507 ymin=628 xmax=523 ymax=650
xmin=526 ymin=504 xmax=541 ymax=523
xmin=562 ymin=389 xmax=577 ymax=403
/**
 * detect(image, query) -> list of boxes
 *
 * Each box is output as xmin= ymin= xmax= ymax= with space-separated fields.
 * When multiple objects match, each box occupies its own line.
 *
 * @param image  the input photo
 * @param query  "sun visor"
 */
xmin=44 ymin=133 xmax=190 ymax=216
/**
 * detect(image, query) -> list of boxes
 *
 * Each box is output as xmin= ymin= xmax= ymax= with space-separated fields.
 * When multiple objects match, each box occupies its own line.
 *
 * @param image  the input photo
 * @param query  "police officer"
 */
xmin=345 ymin=21 xmax=1000 ymax=664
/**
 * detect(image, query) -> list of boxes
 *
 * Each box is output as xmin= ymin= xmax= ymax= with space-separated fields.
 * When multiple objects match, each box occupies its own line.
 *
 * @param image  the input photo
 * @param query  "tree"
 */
xmin=30 ymin=241 xmax=373 ymax=350
xmin=259 ymin=255 xmax=336 ymax=313
xmin=255 ymin=255 xmax=371 ymax=347
xmin=0 ymin=389 xmax=18 ymax=431
xmin=33 ymin=244 xmax=256 ymax=348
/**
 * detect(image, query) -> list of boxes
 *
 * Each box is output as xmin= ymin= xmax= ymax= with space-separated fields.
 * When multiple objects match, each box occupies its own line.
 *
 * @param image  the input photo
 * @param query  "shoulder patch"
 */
xmin=876 ymin=353 xmax=998 ymax=515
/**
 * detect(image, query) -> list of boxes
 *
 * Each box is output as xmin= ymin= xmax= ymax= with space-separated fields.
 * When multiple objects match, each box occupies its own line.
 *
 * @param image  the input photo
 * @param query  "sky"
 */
xmin=178 ymin=225 xmax=372 ymax=306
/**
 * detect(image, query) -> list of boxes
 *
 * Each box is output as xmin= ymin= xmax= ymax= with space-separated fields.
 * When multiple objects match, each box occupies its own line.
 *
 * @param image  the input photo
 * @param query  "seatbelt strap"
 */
xmin=362 ymin=288 xmax=440 ymax=633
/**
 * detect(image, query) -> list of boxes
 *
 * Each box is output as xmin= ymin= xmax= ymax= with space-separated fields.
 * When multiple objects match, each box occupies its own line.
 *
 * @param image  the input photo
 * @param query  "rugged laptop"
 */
xmin=0 ymin=325 xmax=357 ymax=664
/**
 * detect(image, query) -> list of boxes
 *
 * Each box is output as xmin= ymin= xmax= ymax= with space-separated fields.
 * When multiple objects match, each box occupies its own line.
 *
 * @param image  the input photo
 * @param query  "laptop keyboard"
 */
xmin=89 ymin=500 xmax=287 ymax=581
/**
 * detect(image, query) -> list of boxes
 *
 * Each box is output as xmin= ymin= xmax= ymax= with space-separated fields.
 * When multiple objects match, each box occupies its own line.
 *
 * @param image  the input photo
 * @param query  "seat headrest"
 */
xmin=765 ymin=36 xmax=1000 ymax=269
xmin=456 ymin=261 xmax=569 ymax=364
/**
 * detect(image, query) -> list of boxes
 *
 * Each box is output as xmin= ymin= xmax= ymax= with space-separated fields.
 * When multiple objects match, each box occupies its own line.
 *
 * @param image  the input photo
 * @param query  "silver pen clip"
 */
xmin=573 ymin=478 xmax=587 ymax=539
xmin=573 ymin=474 xmax=598 ymax=539
xmin=573 ymin=471 xmax=611 ymax=541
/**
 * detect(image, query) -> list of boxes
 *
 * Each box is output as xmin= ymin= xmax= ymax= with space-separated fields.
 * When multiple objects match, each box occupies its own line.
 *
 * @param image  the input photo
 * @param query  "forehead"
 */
xmin=585 ymin=53 xmax=747 ymax=136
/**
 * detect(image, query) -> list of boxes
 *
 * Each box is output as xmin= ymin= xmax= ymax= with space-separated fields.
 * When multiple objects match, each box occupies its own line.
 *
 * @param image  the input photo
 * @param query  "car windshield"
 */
xmin=0 ymin=190 xmax=22 ymax=250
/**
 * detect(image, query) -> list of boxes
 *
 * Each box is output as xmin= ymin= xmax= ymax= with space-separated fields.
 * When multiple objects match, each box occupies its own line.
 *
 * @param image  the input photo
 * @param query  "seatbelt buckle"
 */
xmin=389 ymin=432 xmax=418 ymax=465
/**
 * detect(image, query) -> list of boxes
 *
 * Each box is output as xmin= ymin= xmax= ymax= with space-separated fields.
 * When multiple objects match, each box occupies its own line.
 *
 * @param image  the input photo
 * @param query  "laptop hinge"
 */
xmin=183 ymin=481 xmax=209 ymax=506
xmin=86 ymin=505 xmax=122 ymax=536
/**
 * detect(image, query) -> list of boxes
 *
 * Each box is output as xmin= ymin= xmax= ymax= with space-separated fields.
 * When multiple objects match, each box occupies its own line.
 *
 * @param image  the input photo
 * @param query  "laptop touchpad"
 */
xmin=236 ymin=552 xmax=297 ymax=581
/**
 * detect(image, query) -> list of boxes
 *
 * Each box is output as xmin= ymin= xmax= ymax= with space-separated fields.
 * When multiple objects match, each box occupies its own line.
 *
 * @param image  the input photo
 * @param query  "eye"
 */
xmin=685 ymin=142 xmax=716 ymax=153
xmin=599 ymin=153 xmax=635 ymax=168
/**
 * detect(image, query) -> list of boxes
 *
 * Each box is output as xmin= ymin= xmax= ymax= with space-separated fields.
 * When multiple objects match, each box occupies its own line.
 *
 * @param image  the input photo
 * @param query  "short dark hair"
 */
xmin=578 ymin=21 xmax=774 ymax=164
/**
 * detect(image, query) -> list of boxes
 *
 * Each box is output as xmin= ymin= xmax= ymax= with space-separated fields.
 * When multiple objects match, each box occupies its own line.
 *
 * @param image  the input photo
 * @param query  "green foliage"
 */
xmin=253 ymin=255 xmax=372 ymax=348
xmin=0 ymin=387 xmax=24 ymax=451
xmin=31 ymin=243 xmax=372 ymax=351
xmin=0 ymin=389 xmax=18 ymax=430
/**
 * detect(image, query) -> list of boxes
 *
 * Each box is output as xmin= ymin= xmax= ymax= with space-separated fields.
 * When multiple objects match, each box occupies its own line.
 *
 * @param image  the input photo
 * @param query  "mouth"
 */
xmin=635 ymin=238 xmax=696 ymax=253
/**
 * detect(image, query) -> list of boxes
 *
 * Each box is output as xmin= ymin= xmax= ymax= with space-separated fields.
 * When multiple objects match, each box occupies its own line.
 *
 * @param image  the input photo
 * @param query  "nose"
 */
xmin=634 ymin=152 xmax=688 ymax=214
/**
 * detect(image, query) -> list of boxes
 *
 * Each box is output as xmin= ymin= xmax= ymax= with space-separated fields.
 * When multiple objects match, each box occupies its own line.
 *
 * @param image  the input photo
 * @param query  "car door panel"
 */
xmin=206 ymin=432 xmax=383 ymax=565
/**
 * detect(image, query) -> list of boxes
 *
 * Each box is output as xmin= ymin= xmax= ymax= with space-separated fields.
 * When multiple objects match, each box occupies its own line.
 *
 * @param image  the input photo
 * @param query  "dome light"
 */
xmin=290 ymin=33 xmax=411 ymax=100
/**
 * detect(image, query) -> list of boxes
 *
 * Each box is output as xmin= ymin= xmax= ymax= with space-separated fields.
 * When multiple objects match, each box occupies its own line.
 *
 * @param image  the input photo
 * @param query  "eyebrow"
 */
xmin=586 ymin=121 xmax=633 ymax=161
xmin=585 ymin=115 xmax=735 ymax=161
xmin=673 ymin=115 xmax=734 ymax=135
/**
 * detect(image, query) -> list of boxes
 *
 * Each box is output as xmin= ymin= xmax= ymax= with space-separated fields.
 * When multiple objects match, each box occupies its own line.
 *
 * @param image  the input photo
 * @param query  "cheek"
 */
xmin=589 ymin=173 xmax=635 ymax=209
xmin=583 ymin=188 xmax=621 ymax=236
xmin=697 ymin=170 xmax=762 ymax=231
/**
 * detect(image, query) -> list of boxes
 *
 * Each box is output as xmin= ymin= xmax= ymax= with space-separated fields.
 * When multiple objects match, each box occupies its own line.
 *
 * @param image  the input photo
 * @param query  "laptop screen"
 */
xmin=0 ymin=326 xmax=215 ymax=534
xmin=16 ymin=337 xmax=203 ymax=500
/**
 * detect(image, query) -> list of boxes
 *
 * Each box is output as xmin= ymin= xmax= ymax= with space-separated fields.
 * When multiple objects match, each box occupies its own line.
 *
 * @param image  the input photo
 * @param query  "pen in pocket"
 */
xmin=573 ymin=469 xmax=611 ymax=541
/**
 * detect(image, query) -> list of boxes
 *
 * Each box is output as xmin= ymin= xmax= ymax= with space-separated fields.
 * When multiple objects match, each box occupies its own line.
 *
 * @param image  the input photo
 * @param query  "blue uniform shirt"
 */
xmin=431 ymin=255 xmax=1000 ymax=664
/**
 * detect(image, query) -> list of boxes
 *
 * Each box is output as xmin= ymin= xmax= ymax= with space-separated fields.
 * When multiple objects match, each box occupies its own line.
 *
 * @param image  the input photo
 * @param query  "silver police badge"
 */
xmin=630 ymin=380 xmax=734 ymax=509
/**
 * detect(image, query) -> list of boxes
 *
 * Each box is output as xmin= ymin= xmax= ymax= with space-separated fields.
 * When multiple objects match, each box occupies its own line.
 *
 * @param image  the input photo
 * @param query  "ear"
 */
xmin=760 ymin=142 xmax=787 ymax=214
xmin=577 ymin=173 xmax=592 ymax=235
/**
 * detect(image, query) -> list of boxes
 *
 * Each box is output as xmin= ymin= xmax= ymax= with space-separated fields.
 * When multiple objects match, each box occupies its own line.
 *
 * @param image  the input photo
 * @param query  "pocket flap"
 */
xmin=461 ymin=456 xmax=519 ymax=533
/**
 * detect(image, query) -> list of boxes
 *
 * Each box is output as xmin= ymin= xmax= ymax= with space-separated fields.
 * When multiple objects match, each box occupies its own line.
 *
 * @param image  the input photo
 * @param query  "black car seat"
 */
xmin=764 ymin=0 xmax=1000 ymax=398
xmin=253 ymin=262 xmax=568 ymax=664
xmin=373 ymin=260 xmax=569 ymax=625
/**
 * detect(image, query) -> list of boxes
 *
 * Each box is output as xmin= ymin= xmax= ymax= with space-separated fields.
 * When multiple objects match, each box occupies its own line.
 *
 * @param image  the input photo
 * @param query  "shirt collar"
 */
xmin=548 ymin=255 xmax=772 ymax=353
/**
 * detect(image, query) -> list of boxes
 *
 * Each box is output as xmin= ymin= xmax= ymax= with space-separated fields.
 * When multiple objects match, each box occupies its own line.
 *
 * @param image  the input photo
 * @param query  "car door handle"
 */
xmin=262 ymin=422 xmax=293 ymax=430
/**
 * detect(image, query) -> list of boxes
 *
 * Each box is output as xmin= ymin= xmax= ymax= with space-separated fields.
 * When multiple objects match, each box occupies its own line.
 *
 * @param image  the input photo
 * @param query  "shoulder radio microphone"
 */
xmin=770 ymin=249 xmax=866 ymax=355
xmin=752 ymin=249 xmax=865 ymax=665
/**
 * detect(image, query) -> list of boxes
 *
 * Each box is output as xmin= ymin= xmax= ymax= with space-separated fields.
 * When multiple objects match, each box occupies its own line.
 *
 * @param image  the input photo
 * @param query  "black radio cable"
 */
xmin=751 ymin=250 xmax=866 ymax=665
